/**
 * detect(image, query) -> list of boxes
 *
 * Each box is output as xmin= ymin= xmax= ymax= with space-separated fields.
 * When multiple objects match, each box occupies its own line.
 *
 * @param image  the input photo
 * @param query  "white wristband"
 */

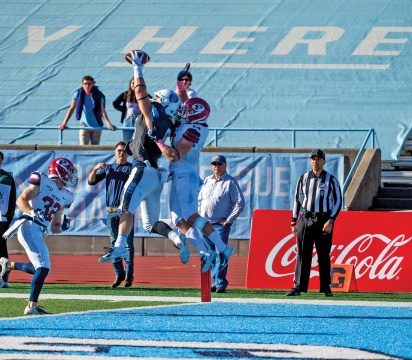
xmin=134 ymin=66 xmax=143 ymax=79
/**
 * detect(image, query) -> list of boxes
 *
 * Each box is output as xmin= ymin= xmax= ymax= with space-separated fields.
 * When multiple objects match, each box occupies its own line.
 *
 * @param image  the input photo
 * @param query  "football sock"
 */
xmin=207 ymin=231 xmax=226 ymax=252
xmin=114 ymin=234 xmax=128 ymax=248
xmin=14 ymin=262 xmax=35 ymax=274
xmin=29 ymin=267 xmax=49 ymax=303
xmin=186 ymin=227 xmax=208 ymax=254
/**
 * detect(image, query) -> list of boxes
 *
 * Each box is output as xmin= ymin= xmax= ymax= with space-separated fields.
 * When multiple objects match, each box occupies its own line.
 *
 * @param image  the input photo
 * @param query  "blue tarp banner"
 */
xmin=2 ymin=150 xmax=344 ymax=239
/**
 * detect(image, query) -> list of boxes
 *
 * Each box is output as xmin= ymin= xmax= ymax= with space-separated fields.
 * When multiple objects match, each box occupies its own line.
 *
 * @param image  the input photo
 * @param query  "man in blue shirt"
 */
xmin=198 ymin=155 xmax=245 ymax=293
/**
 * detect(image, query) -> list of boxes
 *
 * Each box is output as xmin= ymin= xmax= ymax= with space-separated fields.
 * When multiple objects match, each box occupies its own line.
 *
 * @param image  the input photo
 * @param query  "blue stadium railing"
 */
xmin=0 ymin=125 xmax=376 ymax=208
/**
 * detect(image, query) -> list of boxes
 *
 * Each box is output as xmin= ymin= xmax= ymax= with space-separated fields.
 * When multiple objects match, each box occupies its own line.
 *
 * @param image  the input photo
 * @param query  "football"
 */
xmin=125 ymin=50 xmax=150 ymax=65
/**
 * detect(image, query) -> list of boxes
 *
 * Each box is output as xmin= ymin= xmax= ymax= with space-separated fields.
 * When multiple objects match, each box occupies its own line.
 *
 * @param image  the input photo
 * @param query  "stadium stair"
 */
xmin=370 ymin=159 xmax=412 ymax=211
xmin=370 ymin=178 xmax=412 ymax=211
xmin=391 ymin=135 xmax=412 ymax=169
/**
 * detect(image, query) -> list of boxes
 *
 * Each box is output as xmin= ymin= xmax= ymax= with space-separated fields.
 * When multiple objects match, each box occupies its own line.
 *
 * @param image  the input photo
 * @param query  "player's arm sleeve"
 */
xmin=64 ymin=192 xmax=75 ymax=209
xmin=182 ymin=128 xmax=200 ymax=143
xmin=88 ymin=170 xmax=106 ymax=186
xmin=226 ymin=180 xmax=245 ymax=224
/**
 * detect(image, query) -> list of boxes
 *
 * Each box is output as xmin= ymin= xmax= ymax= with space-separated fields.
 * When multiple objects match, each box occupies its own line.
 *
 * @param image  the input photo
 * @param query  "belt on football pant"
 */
xmin=300 ymin=210 xmax=329 ymax=218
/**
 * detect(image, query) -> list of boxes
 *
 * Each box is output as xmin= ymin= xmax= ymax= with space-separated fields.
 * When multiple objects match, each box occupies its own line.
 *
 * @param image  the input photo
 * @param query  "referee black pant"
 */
xmin=293 ymin=215 xmax=332 ymax=293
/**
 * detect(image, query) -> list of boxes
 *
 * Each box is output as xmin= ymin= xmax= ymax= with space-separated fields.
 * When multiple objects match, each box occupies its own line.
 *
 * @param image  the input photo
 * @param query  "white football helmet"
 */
xmin=178 ymin=98 xmax=210 ymax=124
xmin=152 ymin=89 xmax=182 ymax=119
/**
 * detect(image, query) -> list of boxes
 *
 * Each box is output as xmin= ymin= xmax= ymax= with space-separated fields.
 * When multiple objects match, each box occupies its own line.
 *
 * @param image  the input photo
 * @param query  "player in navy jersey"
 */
xmin=0 ymin=158 xmax=77 ymax=315
xmin=99 ymin=50 xmax=190 ymax=264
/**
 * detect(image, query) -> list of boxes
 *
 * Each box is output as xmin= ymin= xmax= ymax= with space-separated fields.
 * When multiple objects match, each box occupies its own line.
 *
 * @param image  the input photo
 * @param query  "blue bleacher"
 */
xmin=0 ymin=0 xmax=411 ymax=161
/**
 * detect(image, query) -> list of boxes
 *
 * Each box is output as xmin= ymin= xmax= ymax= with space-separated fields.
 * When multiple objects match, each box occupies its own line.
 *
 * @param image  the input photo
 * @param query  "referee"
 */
xmin=287 ymin=149 xmax=342 ymax=297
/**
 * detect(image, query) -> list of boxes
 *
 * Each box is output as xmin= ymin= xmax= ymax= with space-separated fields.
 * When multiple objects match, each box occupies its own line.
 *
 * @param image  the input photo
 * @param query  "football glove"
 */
xmin=60 ymin=215 xmax=71 ymax=232
xmin=30 ymin=209 xmax=47 ymax=225
xmin=128 ymin=50 xmax=146 ymax=68
xmin=148 ymin=126 xmax=158 ymax=141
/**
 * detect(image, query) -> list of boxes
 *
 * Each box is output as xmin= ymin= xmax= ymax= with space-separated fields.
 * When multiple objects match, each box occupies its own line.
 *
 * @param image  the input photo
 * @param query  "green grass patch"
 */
xmin=0 ymin=297 xmax=182 ymax=318
xmin=1 ymin=283 xmax=411 ymax=318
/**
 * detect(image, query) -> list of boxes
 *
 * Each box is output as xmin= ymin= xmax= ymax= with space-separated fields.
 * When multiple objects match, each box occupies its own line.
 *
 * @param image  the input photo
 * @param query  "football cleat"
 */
xmin=286 ymin=288 xmax=301 ymax=297
xmin=24 ymin=306 xmax=51 ymax=315
xmin=200 ymin=251 xmax=217 ymax=273
xmin=0 ymin=257 xmax=10 ymax=283
xmin=178 ymin=233 xmax=190 ymax=264
xmin=98 ymin=247 xmax=128 ymax=263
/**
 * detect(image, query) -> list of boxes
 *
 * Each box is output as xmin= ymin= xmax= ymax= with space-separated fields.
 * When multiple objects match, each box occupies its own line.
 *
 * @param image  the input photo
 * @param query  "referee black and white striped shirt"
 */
xmin=292 ymin=170 xmax=342 ymax=223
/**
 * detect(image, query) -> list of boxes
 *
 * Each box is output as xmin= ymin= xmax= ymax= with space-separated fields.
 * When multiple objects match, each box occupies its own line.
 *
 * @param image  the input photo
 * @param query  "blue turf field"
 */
xmin=0 ymin=302 xmax=410 ymax=359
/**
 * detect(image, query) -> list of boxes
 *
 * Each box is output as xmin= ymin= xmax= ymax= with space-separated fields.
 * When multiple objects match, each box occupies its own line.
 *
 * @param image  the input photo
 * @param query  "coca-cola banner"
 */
xmin=246 ymin=210 xmax=412 ymax=292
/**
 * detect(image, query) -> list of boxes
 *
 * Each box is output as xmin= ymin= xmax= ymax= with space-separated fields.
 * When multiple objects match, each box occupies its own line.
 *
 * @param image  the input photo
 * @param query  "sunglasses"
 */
xmin=182 ymin=78 xmax=191 ymax=82
xmin=212 ymin=162 xmax=224 ymax=166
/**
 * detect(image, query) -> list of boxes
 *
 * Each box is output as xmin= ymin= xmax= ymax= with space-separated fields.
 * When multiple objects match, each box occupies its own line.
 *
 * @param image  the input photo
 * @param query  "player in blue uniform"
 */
xmin=99 ymin=50 xmax=190 ymax=264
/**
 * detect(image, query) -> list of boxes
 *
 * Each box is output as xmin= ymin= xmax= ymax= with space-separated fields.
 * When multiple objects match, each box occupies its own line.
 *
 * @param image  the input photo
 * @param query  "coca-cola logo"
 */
xmin=265 ymin=234 xmax=412 ymax=280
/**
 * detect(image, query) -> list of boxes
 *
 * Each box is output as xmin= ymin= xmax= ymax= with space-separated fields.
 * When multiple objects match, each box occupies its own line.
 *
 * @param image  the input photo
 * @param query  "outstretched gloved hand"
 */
xmin=127 ymin=50 xmax=146 ymax=68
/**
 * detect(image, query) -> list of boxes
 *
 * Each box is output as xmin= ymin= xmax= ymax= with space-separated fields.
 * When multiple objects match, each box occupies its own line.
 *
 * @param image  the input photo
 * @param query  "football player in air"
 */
xmin=156 ymin=97 xmax=235 ymax=273
xmin=0 ymin=158 xmax=77 ymax=315
xmin=99 ymin=50 xmax=191 ymax=264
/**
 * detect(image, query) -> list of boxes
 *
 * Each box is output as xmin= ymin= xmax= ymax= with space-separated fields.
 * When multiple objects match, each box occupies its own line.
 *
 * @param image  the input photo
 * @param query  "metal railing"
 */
xmin=0 ymin=125 xmax=376 ymax=148
xmin=0 ymin=124 xmax=376 ymax=208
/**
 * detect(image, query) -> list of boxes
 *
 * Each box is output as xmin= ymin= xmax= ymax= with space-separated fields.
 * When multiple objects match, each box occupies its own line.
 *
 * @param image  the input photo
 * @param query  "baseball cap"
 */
xmin=211 ymin=155 xmax=227 ymax=164
xmin=310 ymin=149 xmax=325 ymax=159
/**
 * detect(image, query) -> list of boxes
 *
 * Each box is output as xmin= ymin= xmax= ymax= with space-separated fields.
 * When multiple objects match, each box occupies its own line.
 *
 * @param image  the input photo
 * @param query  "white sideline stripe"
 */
xmin=106 ymin=61 xmax=390 ymax=70
xmin=0 ymin=293 xmax=411 ymax=307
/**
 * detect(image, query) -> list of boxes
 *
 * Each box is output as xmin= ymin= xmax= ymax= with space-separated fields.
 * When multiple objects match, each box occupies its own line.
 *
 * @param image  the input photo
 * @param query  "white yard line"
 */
xmin=0 ymin=293 xmax=411 ymax=307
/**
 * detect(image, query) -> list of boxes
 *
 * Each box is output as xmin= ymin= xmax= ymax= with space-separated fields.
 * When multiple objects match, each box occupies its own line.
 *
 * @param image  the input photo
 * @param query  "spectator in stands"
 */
xmin=113 ymin=78 xmax=141 ymax=143
xmin=179 ymin=71 xmax=197 ymax=99
xmin=88 ymin=141 xmax=135 ymax=288
xmin=0 ymin=151 xmax=16 ymax=288
xmin=198 ymin=155 xmax=245 ymax=293
xmin=0 ymin=158 xmax=77 ymax=315
xmin=287 ymin=149 xmax=342 ymax=298
xmin=59 ymin=75 xmax=115 ymax=145
xmin=98 ymin=50 xmax=190 ymax=265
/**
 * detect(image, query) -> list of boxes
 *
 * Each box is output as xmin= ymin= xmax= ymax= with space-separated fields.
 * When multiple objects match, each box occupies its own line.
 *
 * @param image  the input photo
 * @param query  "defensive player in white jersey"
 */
xmin=0 ymin=158 xmax=77 ymax=315
xmin=156 ymin=97 xmax=234 ymax=272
